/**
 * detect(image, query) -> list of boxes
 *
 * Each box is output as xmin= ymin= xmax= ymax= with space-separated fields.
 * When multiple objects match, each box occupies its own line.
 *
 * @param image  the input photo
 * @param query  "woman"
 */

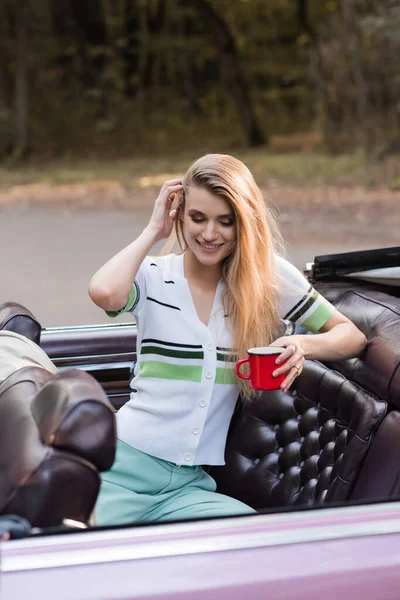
xmin=89 ymin=153 xmax=367 ymax=525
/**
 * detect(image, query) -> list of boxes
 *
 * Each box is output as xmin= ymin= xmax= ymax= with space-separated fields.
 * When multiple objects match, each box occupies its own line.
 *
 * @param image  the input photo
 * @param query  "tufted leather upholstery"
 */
xmin=211 ymin=360 xmax=386 ymax=510
xmin=0 ymin=366 xmax=116 ymax=528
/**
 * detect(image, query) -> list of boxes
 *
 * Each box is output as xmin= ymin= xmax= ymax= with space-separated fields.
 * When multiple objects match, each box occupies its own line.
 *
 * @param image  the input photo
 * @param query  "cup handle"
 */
xmin=235 ymin=358 xmax=250 ymax=380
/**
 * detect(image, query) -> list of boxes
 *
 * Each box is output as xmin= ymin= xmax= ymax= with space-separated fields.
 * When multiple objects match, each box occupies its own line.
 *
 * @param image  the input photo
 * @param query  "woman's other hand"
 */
xmin=147 ymin=179 xmax=183 ymax=242
xmin=270 ymin=335 xmax=306 ymax=393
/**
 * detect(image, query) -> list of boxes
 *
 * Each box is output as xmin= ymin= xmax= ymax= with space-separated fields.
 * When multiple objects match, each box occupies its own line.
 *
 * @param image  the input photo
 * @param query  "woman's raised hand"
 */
xmin=147 ymin=179 xmax=183 ymax=242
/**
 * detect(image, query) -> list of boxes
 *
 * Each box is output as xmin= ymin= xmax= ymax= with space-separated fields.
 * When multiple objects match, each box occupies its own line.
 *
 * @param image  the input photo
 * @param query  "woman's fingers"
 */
xmin=280 ymin=364 xmax=303 ymax=392
xmin=160 ymin=181 xmax=183 ymax=199
xmin=160 ymin=184 xmax=183 ymax=210
xmin=273 ymin=344 xmax=304 ymax=377
xmin=161 ymin=178 xmax=182 ymax=189
xmin=150 ymin=183 xmax=182 ymax=221
xmin=279 ymin=358 xmax=305 ymax=392
xmin=269 ymin=336 xmax=306 ymax=392
xmin=147 ymin=181 xmax=183 ymax=241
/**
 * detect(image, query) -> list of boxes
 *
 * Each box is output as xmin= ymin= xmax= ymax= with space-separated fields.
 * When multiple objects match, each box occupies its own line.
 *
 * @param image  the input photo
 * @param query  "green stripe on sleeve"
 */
xmin=106 ymin=285 xmax=137 ymax=318
xmin=301 ymin=302 xmax=335 ymax=333
xmin=215 ymin=367 xmax=238 ymax=385
xmin=140 ymin=360 xmax=202 ymax=382
xmin=288 ymin=289 xmax=319 ymax=323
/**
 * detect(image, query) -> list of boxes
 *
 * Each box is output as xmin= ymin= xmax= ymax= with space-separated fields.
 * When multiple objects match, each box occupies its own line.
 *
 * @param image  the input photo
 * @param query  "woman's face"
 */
xmin=182 ymin=185 xmax=236 ymax=266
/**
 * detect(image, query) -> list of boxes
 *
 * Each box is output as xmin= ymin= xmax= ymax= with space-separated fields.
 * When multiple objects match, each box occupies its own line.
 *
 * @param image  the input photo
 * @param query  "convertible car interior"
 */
xmin=0 ymin=246 xmax=399 ymax=538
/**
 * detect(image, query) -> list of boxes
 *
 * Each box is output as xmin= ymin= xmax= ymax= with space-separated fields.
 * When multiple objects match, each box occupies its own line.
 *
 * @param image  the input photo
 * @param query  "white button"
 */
xmin=207 ymin=343 xmax=214 ymax=351
xmin=205 ymin=370 xmax=213 ymax=379
xmin=199 ymin=400 xmax=207 ymax=408
xmin=192 ymin=427 xmax=200 ymax=435
xmin=184 ymin=453 xmax=192 ymax=461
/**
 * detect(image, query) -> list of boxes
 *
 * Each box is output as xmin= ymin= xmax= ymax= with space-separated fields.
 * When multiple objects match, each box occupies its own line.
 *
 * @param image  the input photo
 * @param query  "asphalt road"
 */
xmin=1 ymin=205 xmax=397 ymax=327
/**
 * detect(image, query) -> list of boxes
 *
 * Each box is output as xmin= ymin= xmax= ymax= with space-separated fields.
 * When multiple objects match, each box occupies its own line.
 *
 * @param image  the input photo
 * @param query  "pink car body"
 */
xmin=3 ymin=501 xmax=400 ymax=599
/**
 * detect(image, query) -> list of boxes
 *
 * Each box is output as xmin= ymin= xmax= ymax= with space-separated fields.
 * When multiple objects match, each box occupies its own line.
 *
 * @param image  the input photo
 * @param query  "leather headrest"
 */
xmin=329 ymin=290 xmax=400 ymax=407
xmin=31 ymin=368 xmax=116 ymax=471
xmin=0 ymin=302 xmax=42 ymax=345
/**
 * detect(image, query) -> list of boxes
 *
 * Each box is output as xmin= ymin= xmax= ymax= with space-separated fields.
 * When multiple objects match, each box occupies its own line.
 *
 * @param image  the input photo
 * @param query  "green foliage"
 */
xmin=0 ymin=0 xmax=399 ymax=158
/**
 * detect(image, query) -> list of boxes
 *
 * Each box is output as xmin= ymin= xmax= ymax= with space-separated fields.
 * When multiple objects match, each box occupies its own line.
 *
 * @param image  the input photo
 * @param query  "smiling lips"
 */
xmin=197 ymin=240 xmax=224 ymax=253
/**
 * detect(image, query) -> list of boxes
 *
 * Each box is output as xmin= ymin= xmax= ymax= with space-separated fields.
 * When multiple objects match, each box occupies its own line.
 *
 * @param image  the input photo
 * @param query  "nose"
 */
xmin=203 ymin=220 xmax=218 ymax=241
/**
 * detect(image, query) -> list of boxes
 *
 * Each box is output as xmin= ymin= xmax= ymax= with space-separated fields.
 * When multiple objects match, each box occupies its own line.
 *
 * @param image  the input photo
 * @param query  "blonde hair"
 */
xmin=173 ymin=153 xmax=284 ymax=398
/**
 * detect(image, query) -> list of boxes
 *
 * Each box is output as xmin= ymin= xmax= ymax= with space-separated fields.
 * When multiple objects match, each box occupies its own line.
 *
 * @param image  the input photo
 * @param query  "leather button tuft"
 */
xmin=205 ymin=370 xmax=213 ymax=379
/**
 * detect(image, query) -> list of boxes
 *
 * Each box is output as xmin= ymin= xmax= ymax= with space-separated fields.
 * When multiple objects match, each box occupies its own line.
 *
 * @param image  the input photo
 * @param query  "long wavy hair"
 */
xmin=171 ymin=154 xmax=284 ymax=397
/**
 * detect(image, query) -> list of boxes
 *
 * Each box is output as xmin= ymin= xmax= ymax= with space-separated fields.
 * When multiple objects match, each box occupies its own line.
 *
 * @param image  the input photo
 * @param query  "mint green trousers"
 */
xmin=95 ymin=440 xmax=255 ymax=525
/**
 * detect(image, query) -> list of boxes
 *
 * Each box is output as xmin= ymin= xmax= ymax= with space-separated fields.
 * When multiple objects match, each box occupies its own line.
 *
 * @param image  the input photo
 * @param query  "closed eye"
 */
xmin=190 ymin=217 xmax=234 ymax=227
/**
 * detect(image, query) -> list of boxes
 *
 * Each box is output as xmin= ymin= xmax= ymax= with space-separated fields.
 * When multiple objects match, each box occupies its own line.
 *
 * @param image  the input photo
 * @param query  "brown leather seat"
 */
xmin=0 ymin=366 xmax=116 ymax=528
xmin=211 ymin=361 xmax=386 ymax=509
xmin=333 ymin=290 xmax=400 ymax=503
xmin=324 ymin=290 xmax=400 ymax=408
xmin=211 ymin=289 xmax=400 ymax=510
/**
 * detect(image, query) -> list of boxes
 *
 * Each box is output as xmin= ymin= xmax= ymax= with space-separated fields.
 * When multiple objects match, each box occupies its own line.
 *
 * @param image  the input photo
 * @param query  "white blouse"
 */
xmin=109 ymin=253 xmax=335 ymax=466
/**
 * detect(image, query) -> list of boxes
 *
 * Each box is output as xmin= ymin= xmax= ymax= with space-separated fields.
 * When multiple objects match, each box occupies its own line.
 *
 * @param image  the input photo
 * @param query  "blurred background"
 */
xmin=0 ymin=0 xmax=399 ymax=326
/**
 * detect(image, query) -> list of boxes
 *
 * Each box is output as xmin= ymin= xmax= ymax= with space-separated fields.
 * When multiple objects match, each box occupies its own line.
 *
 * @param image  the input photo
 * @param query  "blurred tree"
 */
xmin=51 ymin=0 xmax=109 ymax=118
xmin=142 ymin=0 xmax=167 ymax=91
xmin=296 ymin=0 xmax=315 ymax=38
xmin=14 ymin=1 xmax=29 ymax=156
xmin=123 ymin=0 xmax=141 ymax=97
xmin=190 ymin=0 xmax=266 ymax=146
xmin=0 ymin=1 xmax=13 ymax=157
xmin=311 ymin=0 xmax=400 ymax=152
xmin=1 ymin=0 xmax=399 ymax=158
xmin=0 ymin=0 xmax=33 ymax=158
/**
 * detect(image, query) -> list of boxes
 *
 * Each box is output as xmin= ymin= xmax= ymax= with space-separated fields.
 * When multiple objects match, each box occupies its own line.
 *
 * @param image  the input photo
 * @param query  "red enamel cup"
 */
xmin=235 ymin=346 xmax=286 ymax=391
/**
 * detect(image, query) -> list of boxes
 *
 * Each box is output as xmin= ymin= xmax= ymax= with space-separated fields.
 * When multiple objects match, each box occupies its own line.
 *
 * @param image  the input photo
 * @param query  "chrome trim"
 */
xmin=53 ymin=353 xmax=134 ymax=364
xmin=3 ymin=502 xmax=400 ymax=573
xmin=66 ymin=361 xmax=133 ymax=373
xmin=42 ymin=323 xmax=137 ymax=334
xmin=62 ymin=519 xmax=88 ymax=530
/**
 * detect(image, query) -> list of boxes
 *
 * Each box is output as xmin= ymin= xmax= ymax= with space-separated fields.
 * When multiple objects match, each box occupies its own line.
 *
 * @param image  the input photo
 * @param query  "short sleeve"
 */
xmin=105 ymin=257 xmax=150 ymax=318
xmin=275 ymin=254 xmax=336 ymax=333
